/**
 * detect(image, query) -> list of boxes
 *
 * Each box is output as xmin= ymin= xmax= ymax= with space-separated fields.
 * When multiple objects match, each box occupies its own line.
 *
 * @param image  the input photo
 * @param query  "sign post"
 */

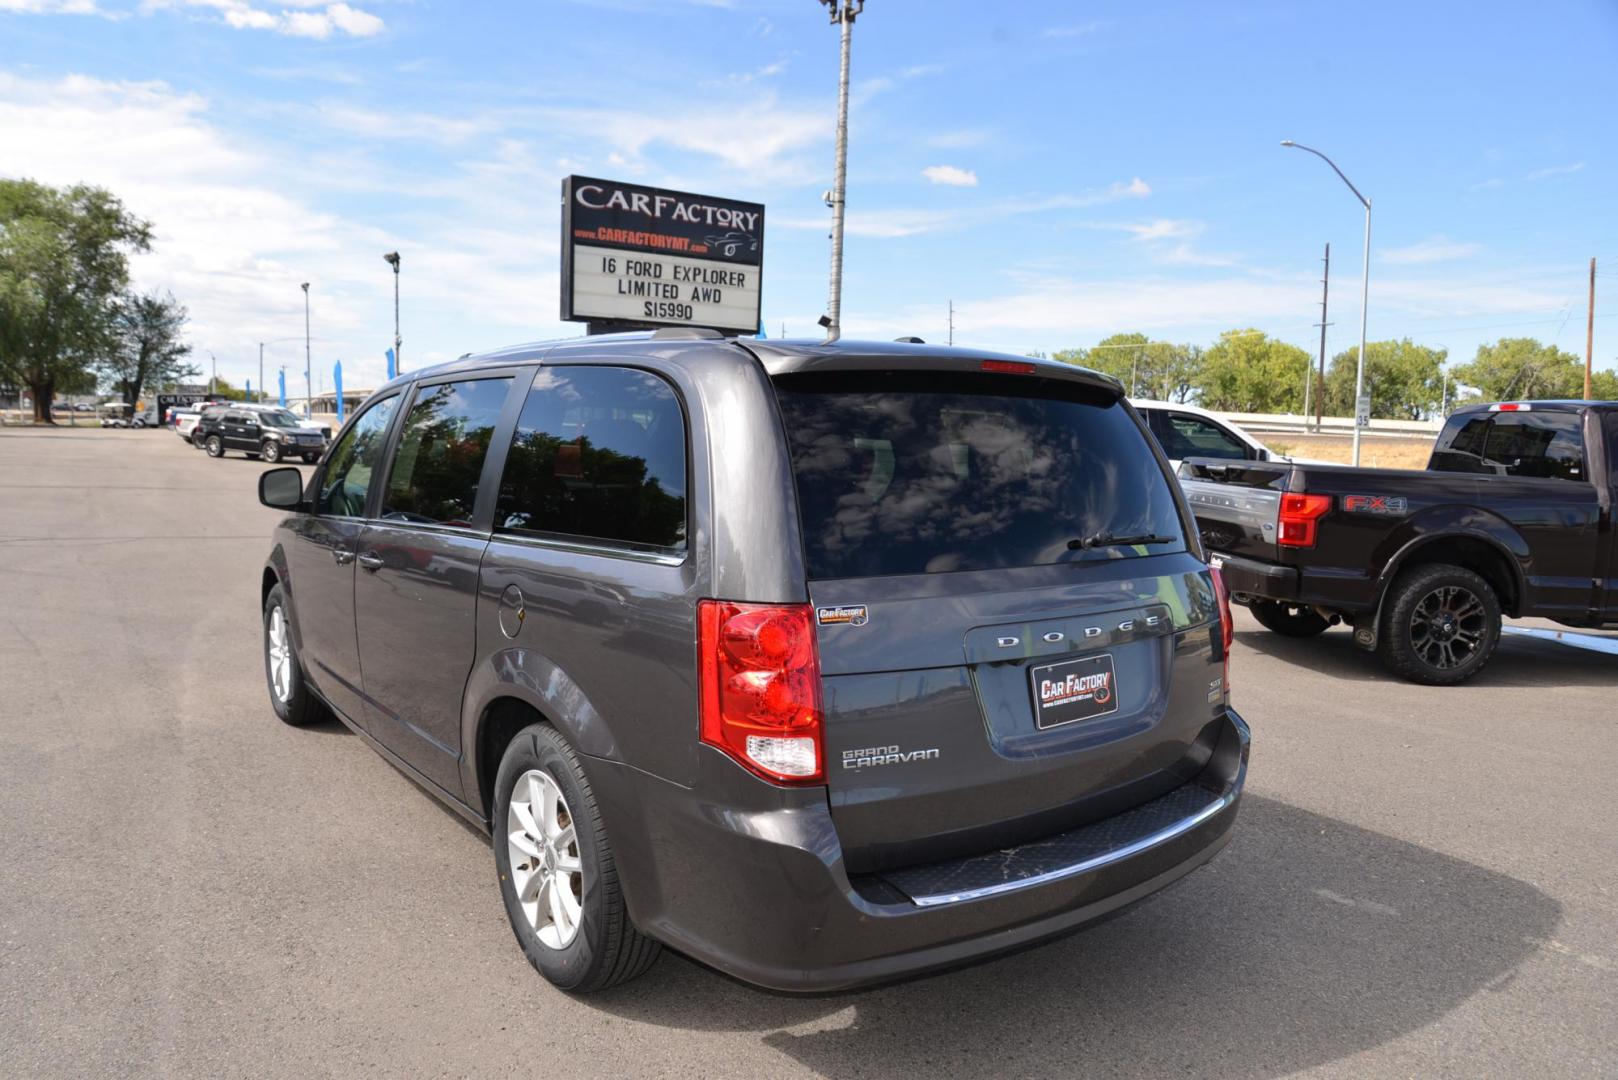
xmin=561 ymin=175 xmax=764 ymax=336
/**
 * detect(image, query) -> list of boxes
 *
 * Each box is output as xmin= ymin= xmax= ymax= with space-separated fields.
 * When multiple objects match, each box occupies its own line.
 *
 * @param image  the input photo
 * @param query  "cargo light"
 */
xmin=1277 ymin=492 xmax=1331 ymax=548
xmin=980 ymin=359 xmax=1037 ymax=375
xmin=1489 ymin=402 xmax=1531 ymax=412
xmin=1210 ymin=565 xmax=1233 ymax=694
xmin=697 ymin=600 xmax=824 ymax=784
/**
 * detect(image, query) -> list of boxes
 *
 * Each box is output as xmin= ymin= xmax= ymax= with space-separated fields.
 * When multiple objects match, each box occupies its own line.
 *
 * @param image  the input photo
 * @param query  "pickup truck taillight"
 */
xmin=1277 ymin=493 xmax=1331 ymax=547
xmin=697 ymin=600 xmax=824 ymax=785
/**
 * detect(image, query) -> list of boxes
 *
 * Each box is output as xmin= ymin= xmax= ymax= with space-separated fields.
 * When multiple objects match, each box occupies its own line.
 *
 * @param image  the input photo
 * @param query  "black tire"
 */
xmin=1377 ymin=563 xmax=1501 ymax=685
xmin=302 ymin=453 xmax=319 ymax=464
xmin=261 ymin=439 xmax=281 ymax=464
xmin=1248 ymin=599 xmax=1331 ymax=638
xmin=493 ymin=724 xmax=660 ymax=992
xmin=191 ymin=430 xmax=207 ymax=449
xmin=263 ymin=584 xmax=326 ymax=725
xmin=205 ymin=434 xmax=224 ymax=458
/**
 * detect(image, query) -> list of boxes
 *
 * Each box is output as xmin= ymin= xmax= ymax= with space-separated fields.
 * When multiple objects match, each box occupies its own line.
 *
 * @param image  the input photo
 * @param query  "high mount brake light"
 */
xmin=697 ymin=600 xmax=824 ymax=784
xmin=1210 ymin=565 xmax=1233 ymax=694
xmin=1489 ymin=402 xmax=1531 ymax=412
xmin=1277 ymin=492 xmax=1331 ymax=548
xmin=980 ymin=359 xmax=1037 ymax=375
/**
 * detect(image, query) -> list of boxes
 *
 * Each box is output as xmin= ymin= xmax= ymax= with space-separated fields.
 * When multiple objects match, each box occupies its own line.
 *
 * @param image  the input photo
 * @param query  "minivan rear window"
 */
xmin=772 ymin=371 xmax=1187 ymax=579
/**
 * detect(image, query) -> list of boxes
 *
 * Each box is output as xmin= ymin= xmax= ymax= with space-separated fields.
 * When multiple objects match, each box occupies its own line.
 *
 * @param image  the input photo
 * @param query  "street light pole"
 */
xmin=300 ymin=283 xmax=312 ymax=419
xmin=819 ymin=0 xmax=863 ymax=345
xmin=1282 ymin=140 xmax=1372 ymax=465
xmin=208 ymin=351 xmax=216 ymax=397
xmin=258 ymin=343 xmax=264 ymax=405
xmin=383 ymin=251 xmax=402 ymax=372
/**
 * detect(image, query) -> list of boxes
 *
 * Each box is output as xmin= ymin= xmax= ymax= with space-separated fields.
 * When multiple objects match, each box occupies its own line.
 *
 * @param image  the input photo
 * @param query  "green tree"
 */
xmin=99 ymin=289 xmax=196 ymax=408
xmin=1451 ymin=338 xmax=1587 ymax=401
xmin=1053 ymin=333 xmax=1201 ymax=401
xmin=1592 ymin=368 xmax=1618 ymax=400
xmin=0 ymin=179 xmax=152 ymax=422
xmin=1194 ymin=329 xmax=1312 ymax=413
xmin=1322 ymin=339 xmax=1447 ymax=419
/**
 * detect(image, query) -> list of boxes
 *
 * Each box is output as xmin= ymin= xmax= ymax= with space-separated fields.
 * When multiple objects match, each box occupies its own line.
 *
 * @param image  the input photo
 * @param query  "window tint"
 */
xmin=1157 ymin=412 xmax=1249 ymax=461
xmin=773 ymin=371 xmax=1186 ymax=580
xmin=380 ymin=378 xmax=512 ymax=527
xmin=1430 ymin=411 xmax=1586 ymax=481
xmin=495 ymin=366 xmax=687 ymax=551
xmin=318 ymin=395 xmax=399 ymax=517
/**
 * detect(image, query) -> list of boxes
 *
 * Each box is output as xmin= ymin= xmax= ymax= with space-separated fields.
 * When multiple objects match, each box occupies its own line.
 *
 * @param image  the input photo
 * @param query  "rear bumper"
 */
xmin=1214 ymin=551 xmax=1301 ymax=602
xmin=1213 ymin=551 xmax=1378 ymax=613
xmin=589 ymin=708 xmax=1249 ymax=992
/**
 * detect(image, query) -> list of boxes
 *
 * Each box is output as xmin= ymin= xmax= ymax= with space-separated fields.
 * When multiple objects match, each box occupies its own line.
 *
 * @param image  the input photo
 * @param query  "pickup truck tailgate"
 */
xmin=1178 ymin=458 xmax=1289 ymax=560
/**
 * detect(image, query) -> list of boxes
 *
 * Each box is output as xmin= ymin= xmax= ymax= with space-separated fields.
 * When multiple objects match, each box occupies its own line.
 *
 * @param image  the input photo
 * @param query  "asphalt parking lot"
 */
xmin=2 ymin=425 xmax=1615 ymax=1078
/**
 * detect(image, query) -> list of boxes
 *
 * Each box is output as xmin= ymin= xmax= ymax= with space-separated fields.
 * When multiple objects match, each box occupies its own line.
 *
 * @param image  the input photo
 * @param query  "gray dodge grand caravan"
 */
xmin=256 ymin=331 xmax=1249 ymax=992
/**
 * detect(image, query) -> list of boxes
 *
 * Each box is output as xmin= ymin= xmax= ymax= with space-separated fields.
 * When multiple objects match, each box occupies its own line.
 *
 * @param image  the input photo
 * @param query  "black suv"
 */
xmin=256 ymin=332 xmax=1248 ymax=992
xmin=200 ymin=405 xmax=330 ymax=463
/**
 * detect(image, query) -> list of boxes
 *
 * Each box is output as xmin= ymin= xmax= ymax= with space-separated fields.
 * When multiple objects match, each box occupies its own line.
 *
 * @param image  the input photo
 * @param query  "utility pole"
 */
xmin=1313 ymin=243 xmax=1331 ymax=431
xmin=384 ymin=251 xmax=402 ymax=372
xmin=948 ymin=299 xmax=954 ymax=346
xmin=208 ymin=351 xmax=217 ymax=396
xmin=258 ymin=343 xmax=265 ymax=405
xmin=1586 ymin=257 xmax=1596 ymax=400
xmin=819 ymin=0 xmax=863 ymax=345
xmin=300 ymin=283 xmax=312 ymax=419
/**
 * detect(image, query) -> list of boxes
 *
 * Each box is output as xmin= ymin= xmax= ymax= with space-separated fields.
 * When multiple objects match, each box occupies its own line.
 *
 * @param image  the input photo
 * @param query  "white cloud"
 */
xmin=1380 ymin=235 xmax=1483 ymax=265
xmin=142 ymin=0 xmax=385 ymax=39
xmin=922 ymin=164 xmax=978 ymax=187
xmin=925 ymin=129 xmax=989 ymax=150
xmin=1525 ymin=161 xmax=1584 ymax=181
xmin=1117 ymin=218 xmax=1201 ymax=241
xmin=1043 ymin=21 xmax=1105 ymax=38
xmin=0 ymin=0 xmax=104 ymax=13
xmin=0 ymin=72 xmax=559 ymax=391
xmin=778 ymin=177 xmax=1155 ymax=239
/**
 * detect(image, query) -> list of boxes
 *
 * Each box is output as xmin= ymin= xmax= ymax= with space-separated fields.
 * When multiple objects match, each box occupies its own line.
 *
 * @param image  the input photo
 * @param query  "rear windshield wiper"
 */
xmin=1067 ymin=532 xmax=1177 ymax=551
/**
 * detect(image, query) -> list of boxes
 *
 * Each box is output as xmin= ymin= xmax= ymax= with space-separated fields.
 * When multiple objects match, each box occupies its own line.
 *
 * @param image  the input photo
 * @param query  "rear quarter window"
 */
xmin=1430 ymin=411 xmax=1587 ymax=482
xmin=772 ymin=370 xmax=1187 ymax=580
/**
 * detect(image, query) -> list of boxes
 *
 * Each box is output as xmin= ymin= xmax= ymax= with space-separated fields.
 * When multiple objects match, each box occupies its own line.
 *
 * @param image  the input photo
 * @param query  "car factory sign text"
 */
xmin=561 ymin=175 xmax=764 ymax=335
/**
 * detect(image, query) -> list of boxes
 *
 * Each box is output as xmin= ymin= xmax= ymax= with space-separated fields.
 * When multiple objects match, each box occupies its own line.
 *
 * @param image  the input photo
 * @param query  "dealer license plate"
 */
xmin=1029 ymin=653 xmax=1119 ymax=729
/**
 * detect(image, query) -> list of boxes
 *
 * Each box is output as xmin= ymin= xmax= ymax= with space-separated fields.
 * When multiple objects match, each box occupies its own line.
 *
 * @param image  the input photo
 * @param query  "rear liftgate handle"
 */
xmin=357 ymin=552 xmax=383 ymax=572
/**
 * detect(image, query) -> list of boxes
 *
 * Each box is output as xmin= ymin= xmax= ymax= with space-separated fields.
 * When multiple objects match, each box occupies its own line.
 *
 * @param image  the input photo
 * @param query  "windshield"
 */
xmin=260 ymin=410 xmax=304 ymax=428
xmin=772 ymin=370 xmax=1188 ymax=580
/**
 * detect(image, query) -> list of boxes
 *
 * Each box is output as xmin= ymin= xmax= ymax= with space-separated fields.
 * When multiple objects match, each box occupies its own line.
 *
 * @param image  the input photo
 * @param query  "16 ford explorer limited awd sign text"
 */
xmin=561 ymin=175 xmax=765 ymax=335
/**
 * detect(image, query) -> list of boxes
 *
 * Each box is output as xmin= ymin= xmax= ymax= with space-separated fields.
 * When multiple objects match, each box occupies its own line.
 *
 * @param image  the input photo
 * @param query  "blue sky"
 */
xmin=3 ymin=0 xmax=1615 ymax=395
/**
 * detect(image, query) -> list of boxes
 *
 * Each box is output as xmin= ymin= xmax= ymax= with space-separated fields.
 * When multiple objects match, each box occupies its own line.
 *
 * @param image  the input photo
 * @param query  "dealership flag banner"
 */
xmin=334 ymin=361 xmax=344 ymax=423
xmin=386 ymin=348 xmax=395 ymax=381
xmin=560 ymin=175 xmax=764 ymax=336
xmin=278 ymin=369 xmax=286 ymax=408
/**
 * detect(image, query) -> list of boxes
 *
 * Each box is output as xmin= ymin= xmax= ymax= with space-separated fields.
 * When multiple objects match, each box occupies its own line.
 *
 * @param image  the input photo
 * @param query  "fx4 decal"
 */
xmin=1342 ymin=494 xmax=1408 ymax=515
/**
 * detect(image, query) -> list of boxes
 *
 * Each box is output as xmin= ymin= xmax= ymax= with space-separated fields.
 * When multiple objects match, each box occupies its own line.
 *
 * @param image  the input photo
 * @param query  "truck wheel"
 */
xmin=262 ymin=439 xmax=281 ymax=463
xmin=493 ymin=723 xmax=660 ymax=993
xmin=205 ymin=434 xmax=224 ymax=457
xmin=1248 ymin=600 xmax=1331 ymax=638
xmin=1377 ymin=564 xmax=1501 ymax=685
xmin=192 ymin=430 xmax=207 ymax=449
xmin=263 ymin=584 xmax=326 ymax=726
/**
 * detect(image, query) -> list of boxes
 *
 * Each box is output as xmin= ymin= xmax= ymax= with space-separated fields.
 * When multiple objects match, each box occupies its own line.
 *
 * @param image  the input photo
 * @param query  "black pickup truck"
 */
xmin=1180 ymin=400 xmax=1618 ymax=684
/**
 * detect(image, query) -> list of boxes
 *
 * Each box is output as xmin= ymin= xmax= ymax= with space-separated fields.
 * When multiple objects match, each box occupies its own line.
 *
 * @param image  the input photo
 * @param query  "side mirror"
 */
xmin=1254 ymin=447 xmax=1271 ymax=461
xmin=259 ymin=467 xmax=307 ymax=511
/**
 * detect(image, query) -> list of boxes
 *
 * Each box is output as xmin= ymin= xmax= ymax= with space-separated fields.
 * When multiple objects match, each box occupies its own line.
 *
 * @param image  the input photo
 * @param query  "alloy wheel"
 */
xmin=266 ymin=605 xmax=292 ymax=703
xmin=1408 ymin=584 xmax=1486 ymax=670
xmin=507 ymin=769 xmax=584 ymax=949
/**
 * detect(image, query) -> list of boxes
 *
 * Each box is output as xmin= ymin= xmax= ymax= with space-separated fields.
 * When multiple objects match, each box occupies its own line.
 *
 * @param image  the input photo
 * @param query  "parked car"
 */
xmin=173 ymin=407 xmax=209 ymax=444
xmin=74 ymin=402 xmax=94 ymax=413
xmin=200 ymin=404 xmax=329 ymax=463
xmin=1180 ymin=399 xmax=1618 ymax=685
xmin=1130 ymin=399 xmax=1329 ymax=472
xmin=256 ymin=332 xmax=1248 ymax=993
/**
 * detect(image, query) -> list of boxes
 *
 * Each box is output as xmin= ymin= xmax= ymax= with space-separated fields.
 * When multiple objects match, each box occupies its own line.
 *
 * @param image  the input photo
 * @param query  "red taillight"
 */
xmin=697 ymin=600 xmax=824 ymax=784
xmin=1210 ymin=565 xmax=1233 ymax=695
xmin=980 ymin=359 xmax=1037 ymax=375
xmin=1277 ymin=492 xmax=1331 ymax=547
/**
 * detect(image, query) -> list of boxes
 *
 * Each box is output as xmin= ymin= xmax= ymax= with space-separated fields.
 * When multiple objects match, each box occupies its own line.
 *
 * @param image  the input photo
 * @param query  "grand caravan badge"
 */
xmin=816 ymin=604 xmax=869 ymax=627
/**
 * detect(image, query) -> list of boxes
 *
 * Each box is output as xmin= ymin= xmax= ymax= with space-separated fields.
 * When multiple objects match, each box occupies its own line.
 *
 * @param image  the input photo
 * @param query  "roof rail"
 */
xmin=651 ymin=326 xmax=725 ymax=341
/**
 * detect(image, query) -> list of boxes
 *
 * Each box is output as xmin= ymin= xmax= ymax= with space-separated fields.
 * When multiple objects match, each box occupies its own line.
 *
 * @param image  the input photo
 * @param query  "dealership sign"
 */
xmin=561 ymin=175 xmax=764 ymax=335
